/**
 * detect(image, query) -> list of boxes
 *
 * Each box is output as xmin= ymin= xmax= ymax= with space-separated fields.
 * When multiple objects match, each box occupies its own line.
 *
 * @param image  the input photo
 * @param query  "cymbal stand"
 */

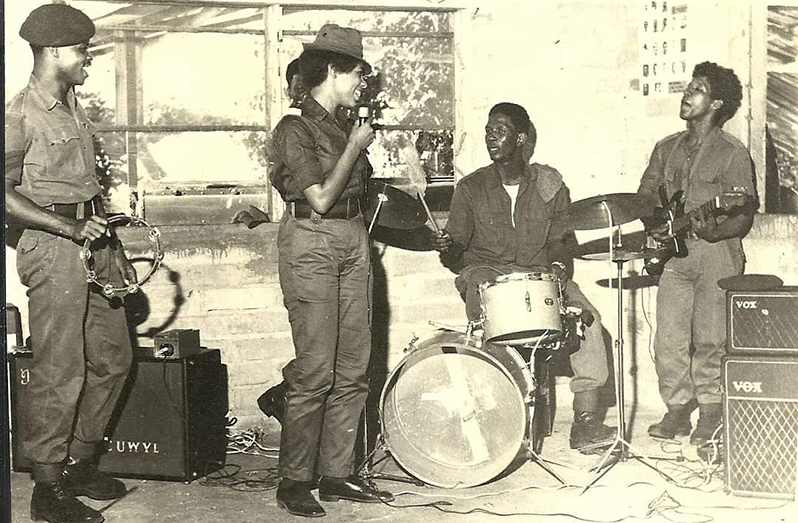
xmin=579 ymin=204 xmax=672 ymax=493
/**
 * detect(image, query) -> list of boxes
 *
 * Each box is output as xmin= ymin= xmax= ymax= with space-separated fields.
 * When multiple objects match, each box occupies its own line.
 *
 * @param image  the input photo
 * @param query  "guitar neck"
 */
xmin=670 ymin=197 xmax=719 ymax=234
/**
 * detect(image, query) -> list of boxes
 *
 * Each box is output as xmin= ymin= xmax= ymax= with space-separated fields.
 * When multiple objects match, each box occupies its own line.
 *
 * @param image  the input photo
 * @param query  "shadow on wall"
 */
xmin=124 ymin=264 xmax=186 ymax=346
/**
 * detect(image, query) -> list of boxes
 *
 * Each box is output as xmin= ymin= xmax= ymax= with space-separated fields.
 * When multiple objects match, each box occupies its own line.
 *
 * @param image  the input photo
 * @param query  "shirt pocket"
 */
xmin=16 ymin=232 xmax=40 ymax=255
xmin=42 ymin=124 xmax=86 ymax=176
xmin=688 ymin=163 xmax=722 ymax=209
xmin=473 ymin=207 xmax=507 ymax=250
xmin=314 ymin=132 xmax=345 ymax=177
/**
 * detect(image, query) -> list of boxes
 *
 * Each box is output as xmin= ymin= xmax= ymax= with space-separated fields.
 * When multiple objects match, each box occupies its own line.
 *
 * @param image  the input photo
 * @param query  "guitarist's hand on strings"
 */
xmin=648 ymin=221 xmax=673 ymax=243
xmin=690 ymin=211 xmax=720 ymax=243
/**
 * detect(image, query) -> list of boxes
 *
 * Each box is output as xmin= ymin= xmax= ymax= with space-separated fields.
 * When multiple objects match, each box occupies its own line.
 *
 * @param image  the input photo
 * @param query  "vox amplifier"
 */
xmin=723 ymin=356 xmax=798 ymax=499
xmin=8 ymin=348 xmax=228 ymax=482
xmin=727 ymin=287 xmax=798 ymax=356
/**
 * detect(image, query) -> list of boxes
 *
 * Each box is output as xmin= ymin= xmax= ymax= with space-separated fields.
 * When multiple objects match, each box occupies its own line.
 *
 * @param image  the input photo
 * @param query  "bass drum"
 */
xmin=380 ymin=331 xmax=534 ymax=488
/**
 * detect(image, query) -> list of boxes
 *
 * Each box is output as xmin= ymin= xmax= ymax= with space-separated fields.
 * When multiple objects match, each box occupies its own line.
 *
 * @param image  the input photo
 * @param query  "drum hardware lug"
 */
xmin=403 ymin=333 xmax=419 ymax=353
xmin=466 ymin=319 xmax=483 ymax=340
xmin=525 ymin=290 xmax=532 ymax=312
xmin=524 ymin=391 xmax=535 ymax=406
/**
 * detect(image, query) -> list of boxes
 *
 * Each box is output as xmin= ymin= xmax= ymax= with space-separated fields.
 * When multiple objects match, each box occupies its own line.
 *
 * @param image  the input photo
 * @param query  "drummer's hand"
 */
xmin=349 ymin=120 xmax=375 ymax=151
xmin=567 ymin=300 xmax=595 ymax=327
xmin=70 ymin=215 xmax=108 ymax=242
xmin=432 ymin=230 xmax=453 ymax=252
xmin=550 ymin=261 xmax=569 ymax=284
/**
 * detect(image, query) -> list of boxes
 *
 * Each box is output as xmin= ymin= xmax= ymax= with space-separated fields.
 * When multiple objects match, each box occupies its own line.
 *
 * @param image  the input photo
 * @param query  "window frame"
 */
xmin=75 ymin=0 xmax=463 ymax=222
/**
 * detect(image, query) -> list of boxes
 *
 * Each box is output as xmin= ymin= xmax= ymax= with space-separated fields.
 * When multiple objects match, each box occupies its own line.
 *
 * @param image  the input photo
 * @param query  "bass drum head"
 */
xmin=380 ymin=331 xmax=528 ymax=488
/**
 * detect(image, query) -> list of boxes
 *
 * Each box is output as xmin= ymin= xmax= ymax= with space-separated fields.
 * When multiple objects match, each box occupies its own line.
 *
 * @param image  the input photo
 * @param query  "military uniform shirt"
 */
xmin=5 ymin=75 xmax=100 ymax=207
xmin=270 ymin=96 xmax=371 ymax=203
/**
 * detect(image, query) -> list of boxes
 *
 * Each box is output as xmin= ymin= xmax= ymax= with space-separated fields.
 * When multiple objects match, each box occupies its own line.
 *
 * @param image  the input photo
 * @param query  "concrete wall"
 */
xmin=6 ymin=0 xmax=797 ymax=431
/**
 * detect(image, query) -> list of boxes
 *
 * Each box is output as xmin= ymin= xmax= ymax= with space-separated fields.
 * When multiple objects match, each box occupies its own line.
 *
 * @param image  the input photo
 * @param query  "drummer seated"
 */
xmin=432 ymin=101 xmax=614 ymax=453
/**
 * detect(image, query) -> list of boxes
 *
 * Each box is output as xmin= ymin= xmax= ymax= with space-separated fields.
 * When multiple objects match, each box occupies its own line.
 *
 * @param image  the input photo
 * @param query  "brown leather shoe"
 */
xmin=30 ymin=481 xmax=104 ymax=523
xmin=318 ymin=475 xmax=394 ymax=503
xmin=62 ymin=458 xmax=126 ymax=501
xmin=276 ymin=479 xmax=326 ymax=518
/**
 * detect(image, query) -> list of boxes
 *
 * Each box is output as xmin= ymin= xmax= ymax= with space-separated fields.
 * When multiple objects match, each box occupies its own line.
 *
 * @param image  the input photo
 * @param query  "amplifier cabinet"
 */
xmin=727 ymin=287 xmax=798 ymax=356
xmin=723 ymin=356 xmax=798 ymax=500
xmin=8 ymin=348 xmax=228 ymax=482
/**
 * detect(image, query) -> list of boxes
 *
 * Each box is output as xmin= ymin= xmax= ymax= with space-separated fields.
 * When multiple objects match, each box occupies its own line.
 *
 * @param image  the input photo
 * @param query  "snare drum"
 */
xmin=478 ymin=272 xmax=562 ymax=345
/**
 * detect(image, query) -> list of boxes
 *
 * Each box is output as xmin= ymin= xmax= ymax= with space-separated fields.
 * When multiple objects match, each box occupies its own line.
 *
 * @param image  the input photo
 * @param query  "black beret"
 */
xmin=20 ymin=4 xmax=95 ymax=47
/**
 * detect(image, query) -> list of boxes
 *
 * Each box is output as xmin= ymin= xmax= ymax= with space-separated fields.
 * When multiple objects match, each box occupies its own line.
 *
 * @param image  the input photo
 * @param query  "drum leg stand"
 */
xmin=526 ymin=440 xmax=569 ymax=485
xmin=357 ymin=410 xmax=425 ymax=486
xmin=525 ymin=346 xmax=569 ymax=485
xmin=579 ymin=259 xmax=674 ymax=493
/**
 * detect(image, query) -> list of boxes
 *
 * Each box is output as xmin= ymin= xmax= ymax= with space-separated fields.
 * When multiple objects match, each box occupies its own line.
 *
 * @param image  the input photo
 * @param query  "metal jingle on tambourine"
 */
xmin=81 ymin=214 xmax=164 ymax=298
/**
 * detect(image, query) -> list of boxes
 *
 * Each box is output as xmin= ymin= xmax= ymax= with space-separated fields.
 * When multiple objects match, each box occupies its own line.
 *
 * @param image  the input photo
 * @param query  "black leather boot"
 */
xmin=690 ymin=403 xmax=722 ymax=446
xmin=30 ymin=481 xmax=104 ymax=523
xmin=648 ymin=404 xmax=693 ymax=439
xmin=62 ymin=457 xmax=127 ymax=500
xmin=257 ymin=380 xmax=288 ymax=423
xmin=318 ymin=475 xmax=394 ymax=503
xmin=276 ymin=478 xmax=325 ymax=518
xmin=570 ymin=390 xmax=614 ymax=452
xmin=569 ymin=411 xmax=615 ymax=451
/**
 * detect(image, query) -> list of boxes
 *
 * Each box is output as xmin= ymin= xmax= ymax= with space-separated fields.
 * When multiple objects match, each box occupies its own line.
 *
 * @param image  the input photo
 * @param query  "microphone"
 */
xmin=357 ymin=106 xmax=370 ymax=126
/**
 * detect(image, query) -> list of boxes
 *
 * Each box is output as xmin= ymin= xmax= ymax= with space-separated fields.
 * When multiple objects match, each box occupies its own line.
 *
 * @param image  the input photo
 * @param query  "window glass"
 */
xmin=71 ymin=1 xmax=458 ymax=220
xmin=93 ymin=129 xmax=269 ymax=212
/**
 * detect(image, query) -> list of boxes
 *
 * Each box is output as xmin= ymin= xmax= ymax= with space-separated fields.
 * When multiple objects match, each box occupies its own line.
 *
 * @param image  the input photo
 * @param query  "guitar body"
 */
xmin=640 ymin=189 xmax=755 ymax=276
xmin=641 ymin=191 xmax=687 ymax=276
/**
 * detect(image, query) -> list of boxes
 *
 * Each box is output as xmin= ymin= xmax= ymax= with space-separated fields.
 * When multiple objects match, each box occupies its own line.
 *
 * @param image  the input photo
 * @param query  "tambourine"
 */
xmin=80 ymin=214 xmax=164 ymax=298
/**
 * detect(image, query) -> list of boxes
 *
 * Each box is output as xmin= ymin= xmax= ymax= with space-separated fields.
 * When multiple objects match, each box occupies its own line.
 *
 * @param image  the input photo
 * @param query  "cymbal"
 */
xmin=364 ymin=179 xmax=427 ymax=230
xmin=580 ymin=249 xmax=660 ymax=262
xmin=596 ymin=274 xmax=660 ymax=290
xmin=566 ymin=193 xmax=654 ymax=231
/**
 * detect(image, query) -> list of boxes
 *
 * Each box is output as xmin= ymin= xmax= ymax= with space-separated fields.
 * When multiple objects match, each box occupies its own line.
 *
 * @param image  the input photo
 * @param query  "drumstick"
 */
xmin=401 ymin=143 xmax=441 ymax=234
xmin=368 ymin=192 xmax=388 ymax=234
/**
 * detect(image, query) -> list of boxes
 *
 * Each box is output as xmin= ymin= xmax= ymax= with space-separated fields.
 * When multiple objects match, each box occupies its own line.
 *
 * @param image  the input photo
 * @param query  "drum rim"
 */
xmin=478 ymin=271 xmax=556 ymax=290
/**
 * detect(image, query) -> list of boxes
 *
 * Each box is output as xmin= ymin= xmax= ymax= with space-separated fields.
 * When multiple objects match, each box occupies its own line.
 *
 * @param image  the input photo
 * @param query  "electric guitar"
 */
xmin=641 ymin=190 xmax=755 ymax=276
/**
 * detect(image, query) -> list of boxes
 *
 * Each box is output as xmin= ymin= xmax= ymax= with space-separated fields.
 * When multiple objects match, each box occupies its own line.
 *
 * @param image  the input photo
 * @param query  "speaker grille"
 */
xmin=728 ymin=290 xmax=798 ymax=355
xmin=726 ymin=399 xmax=798 ymax=498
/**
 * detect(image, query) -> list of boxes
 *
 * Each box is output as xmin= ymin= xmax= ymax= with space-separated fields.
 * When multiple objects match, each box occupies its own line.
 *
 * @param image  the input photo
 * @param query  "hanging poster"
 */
xmin=640 ymin=1 xmax=690 ymax=97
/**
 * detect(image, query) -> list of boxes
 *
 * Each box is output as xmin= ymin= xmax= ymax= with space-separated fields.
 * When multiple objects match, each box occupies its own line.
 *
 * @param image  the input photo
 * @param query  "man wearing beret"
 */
xmin=5 ymin=5 xmax=136 ymax=523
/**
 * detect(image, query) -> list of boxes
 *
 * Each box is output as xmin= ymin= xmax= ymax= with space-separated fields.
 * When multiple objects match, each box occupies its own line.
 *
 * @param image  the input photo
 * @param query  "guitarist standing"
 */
xmin=637 ymin=62 xmax=756 ymax=450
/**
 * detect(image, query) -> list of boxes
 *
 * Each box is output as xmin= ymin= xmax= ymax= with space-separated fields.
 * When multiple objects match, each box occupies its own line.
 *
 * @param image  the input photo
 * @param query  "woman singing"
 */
xmin=269 ymin=24 xmax=393 ymax=518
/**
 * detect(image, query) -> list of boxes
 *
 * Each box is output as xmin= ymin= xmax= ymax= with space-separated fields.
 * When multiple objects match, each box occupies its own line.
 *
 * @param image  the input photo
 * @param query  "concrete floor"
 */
xmin=8 ymin=381 xmax=798 ymax=523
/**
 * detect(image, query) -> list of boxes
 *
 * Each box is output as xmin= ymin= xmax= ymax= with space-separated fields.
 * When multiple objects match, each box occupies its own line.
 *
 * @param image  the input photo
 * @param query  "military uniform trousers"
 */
xmin=654 ymin=239 xmax=744 ymax=405
xmin=276 ymin=212 xmax=372 ymax=481
xmin=15 ymin=228 xmax=132 ymax=469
